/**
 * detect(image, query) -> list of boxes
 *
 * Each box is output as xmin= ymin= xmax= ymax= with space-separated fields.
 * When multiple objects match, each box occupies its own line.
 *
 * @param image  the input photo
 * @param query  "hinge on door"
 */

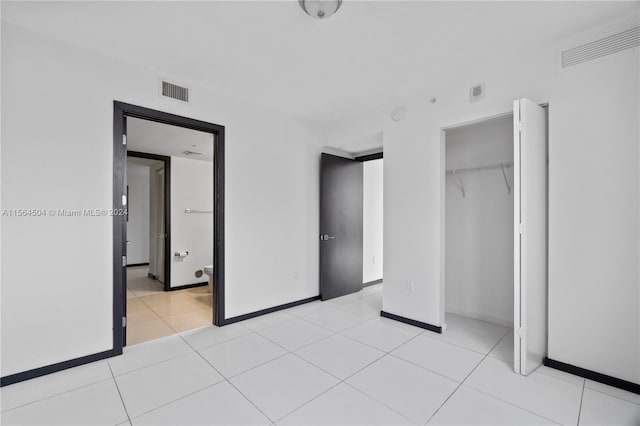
xmin=122 ymin=256 xmax=127 ymax=267
xmin=517 ymin=121 xmax=524 ymax=132
xmin=519 ymin=223 xmax=524 ymax=234
xmin=122 ymin=316 xmax=127 ymax=327
xmin=122 ymin=134 xmax=127 ymax=145
xmin=516 ymin=327 xmax=525 ymax=339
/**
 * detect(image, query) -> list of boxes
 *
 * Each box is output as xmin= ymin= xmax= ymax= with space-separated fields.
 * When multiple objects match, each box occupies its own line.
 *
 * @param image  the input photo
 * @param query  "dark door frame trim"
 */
xmin=126 ymin=150 xmax=172 ymax=291
xmin=354 ymin=151 xmax=383 ymax=162
xmin=114 ymin=101 xmax=226 ymax=354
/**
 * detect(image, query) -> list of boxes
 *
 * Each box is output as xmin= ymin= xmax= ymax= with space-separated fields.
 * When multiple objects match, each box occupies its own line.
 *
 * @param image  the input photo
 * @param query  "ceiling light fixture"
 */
xmin=299 ymin=0 xmax=342 ymax=19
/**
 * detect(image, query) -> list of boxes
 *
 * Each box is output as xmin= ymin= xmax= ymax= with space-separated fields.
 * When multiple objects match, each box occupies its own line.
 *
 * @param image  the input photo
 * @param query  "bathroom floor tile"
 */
xmin=127 ymin=298 xmax=161 ymax=325
xmin=346 ymin=356 xmax=458 ymax=424
xmin=0 ymin=380 xmax=127 ymax=426
xmin=278 ymin=383 xmax=412 ymax=426
xmin=131 ymin=381 xmax=270 ymax=425
xmin=163 ymin=308 xmax=212 ymax=333
xmin=115 ymin=352 xmax=223 ymax=418
xmin=230 ymin=354 xmax=338 ymax=421
xmin=126 ymin=317 xmax=176 ymax=346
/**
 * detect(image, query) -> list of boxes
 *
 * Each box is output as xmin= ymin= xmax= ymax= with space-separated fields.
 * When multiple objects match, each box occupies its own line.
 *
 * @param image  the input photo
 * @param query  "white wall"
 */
xmin=363 ymin=159 xmax=383 ymax=283
xmin=1 ymin=23 xmax=322 ymax=377
xmin=383 ymin=26 xmax=639 ymax=383
xmin=126 ymin=162 xmax=150 ymax=265
xmin=445 ymin=116 xmax=514 ymax=326
xmin=548 ymin=47 xmax=639 ymax=381
xmin=171 ymin=156 xmax=214 ymax=288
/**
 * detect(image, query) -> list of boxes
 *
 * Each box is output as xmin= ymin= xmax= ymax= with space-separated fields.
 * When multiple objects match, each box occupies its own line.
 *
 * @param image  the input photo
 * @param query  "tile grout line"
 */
xmin=178 ymin=334 xmax=276 ymax=425
xmin=265 ymin=315 xmax=429 ymax=424
xmin=107 ymin=362 xmax=132 ymax=424
xmin=256 ymin=324 xmax=419 ymax=424
xmin=576 ymin=379 xmax=586 ymax=426
xmin=424 ymin=328 xmax=506 ymax=425
xmin=0 ymin=376 xmax=115 ymax=414
xmin=219 ymin=305 xmax=422 ymax=424
xmin=127 ymin=382 xmax=222 ymax=421
xmin=452 ymin=345 xmax=566 ymax=426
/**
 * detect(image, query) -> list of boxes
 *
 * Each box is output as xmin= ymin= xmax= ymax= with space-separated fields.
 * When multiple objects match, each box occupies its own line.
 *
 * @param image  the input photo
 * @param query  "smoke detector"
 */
xmin=391 ymin=108 xmax=405 ymax=122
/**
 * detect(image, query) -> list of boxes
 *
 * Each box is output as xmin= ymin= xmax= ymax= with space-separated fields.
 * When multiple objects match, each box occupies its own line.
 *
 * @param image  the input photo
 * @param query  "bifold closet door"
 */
xmin=513 ymin=98 xmax=547 ymax=376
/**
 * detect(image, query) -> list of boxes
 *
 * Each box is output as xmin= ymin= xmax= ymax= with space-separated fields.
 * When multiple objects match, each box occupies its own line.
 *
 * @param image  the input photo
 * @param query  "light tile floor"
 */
xmin=126 ymin=266 xmax=213 ymax=345
xmin=2 ymin=284 xmax=639 ymax=425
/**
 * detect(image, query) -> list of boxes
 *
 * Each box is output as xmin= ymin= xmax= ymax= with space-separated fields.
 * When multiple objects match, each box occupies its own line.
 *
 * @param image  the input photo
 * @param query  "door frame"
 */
xmin=439 ymin=104 xmax=548 ymax=375
xmin=439 ymin=110 xmax=514 ymax=331
xmin=126 ymin=150 xmax=171 ymax=291
xmin=113 ymin=101 xmax=226 ymax=353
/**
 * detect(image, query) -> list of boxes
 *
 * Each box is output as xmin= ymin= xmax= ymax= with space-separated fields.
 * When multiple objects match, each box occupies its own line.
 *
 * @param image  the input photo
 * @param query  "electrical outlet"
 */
xmin=405 ymin=280 xmax=414 ymax=292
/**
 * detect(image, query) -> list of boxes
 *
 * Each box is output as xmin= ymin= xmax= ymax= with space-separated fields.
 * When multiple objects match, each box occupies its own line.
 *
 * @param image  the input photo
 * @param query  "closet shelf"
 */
xmin=446 ymin=161 xmax=513 ymax=197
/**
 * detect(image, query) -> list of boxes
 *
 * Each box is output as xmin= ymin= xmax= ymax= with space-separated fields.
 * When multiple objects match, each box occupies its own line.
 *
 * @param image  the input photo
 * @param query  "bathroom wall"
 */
xmin=126 ymin=162 xmax=150 ymax=265
xmin=170 ymin=156 xmax=214 ymax=288
xmin=363 ymin=159 xmax=383 ymax=283
xmin=444 ymin=116 xmax=514 ymax=326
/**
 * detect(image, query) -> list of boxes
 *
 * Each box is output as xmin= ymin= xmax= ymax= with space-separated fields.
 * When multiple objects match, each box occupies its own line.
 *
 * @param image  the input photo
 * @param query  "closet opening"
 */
xmin=443 ymin=113 xmax=515 ymax=363
xmin=441 ymin=100 xmax=548 ymax=376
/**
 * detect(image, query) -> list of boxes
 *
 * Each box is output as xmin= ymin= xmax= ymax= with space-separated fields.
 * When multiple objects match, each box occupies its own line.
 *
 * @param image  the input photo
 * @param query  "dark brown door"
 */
xmin=320 ymin=153 xmax=363 ymax=301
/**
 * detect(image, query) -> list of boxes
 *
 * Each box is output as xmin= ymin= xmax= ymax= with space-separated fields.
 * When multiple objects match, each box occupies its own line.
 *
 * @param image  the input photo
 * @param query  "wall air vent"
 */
xmin=561 ymin=26 xmax=640 ymax=69
xmin=161 ymin=80 xmax=189 ymax=102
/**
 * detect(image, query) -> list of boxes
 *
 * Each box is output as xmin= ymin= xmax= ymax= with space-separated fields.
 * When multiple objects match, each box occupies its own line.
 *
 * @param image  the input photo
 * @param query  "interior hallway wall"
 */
xmin=170 ymin=156 xmax=214 ymax=288
xmin=444 ymin=116 xmax=514 ymax=327
xmin=126 ymin=162 xmax=150 ymax=265
xmin=363 ymin=159 xmax=383 ymax=283
xmin=1 ymin=23 xmax=322 ymax=377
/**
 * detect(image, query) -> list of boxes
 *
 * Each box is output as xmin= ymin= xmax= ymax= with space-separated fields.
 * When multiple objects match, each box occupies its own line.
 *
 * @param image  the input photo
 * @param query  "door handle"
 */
xmin=320 ymin=234 xmax=336 ymax=241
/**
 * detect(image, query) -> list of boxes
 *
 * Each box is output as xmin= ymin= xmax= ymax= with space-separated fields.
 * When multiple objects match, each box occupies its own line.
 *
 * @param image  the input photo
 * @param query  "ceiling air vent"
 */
xmin=561 ymin=26 xmax=640 ymax=69
xmin=161 ymin=80 xmax=189 ymax=103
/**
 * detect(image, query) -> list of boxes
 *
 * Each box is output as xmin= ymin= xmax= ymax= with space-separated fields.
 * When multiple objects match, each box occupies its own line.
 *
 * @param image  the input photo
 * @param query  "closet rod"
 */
xmin=184 ymin=208 xmax=213 ymax=214
xmin=445 ymin=161 xmax=513 ymax=175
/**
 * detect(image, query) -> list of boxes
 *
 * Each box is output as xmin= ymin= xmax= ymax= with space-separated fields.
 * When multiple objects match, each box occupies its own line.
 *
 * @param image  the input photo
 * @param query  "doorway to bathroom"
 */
xmin=113 ymin=102 xmax=225 ymax=350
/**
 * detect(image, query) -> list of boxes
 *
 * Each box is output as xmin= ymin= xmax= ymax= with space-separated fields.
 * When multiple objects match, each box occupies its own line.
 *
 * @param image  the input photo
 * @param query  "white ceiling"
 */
xmin=127 ymin=117 xmax=215 ymax=161
xmin=2 ymin=1 xmax=636 ymax=124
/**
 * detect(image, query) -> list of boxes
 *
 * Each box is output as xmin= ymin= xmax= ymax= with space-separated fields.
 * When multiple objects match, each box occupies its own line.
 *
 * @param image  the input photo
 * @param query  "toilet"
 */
xmin=203 ymin=265 xmax=214 ymax=293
